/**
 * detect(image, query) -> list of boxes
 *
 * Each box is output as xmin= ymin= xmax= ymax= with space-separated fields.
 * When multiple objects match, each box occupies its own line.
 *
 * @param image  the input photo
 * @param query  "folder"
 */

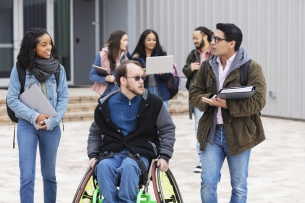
xmin=217 ymin=86 xmax=256 ymax=100
xmin=19 ymin=83 xmax=57 ymax=117
xmin=92 ymin=65 xmax=109 ymax=76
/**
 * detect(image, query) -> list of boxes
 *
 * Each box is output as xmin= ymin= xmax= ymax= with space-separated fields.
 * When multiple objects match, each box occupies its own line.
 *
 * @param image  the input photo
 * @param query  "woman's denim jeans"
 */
xmin=200 ymin=125 xmax=251 ymax=203
xmin=17 ymin=119 xmax=61 ymax=203
xmin=95 ymin=153 xmax=149 ymax=203
xmin=147 ymin=86 xmax=168 ymax=109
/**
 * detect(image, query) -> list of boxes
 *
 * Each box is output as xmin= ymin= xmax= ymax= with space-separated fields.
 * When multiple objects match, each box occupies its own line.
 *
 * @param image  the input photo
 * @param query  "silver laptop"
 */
xmin=145 ymin=55 xmax=173 ymax=74
xmin=19 ymin=83 xmax=57 ymax=117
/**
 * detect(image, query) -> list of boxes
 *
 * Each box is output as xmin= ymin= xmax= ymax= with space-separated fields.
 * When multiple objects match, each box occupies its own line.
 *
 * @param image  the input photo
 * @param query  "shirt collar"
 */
xmin=216 ymin=52 xmax=237 ymax=66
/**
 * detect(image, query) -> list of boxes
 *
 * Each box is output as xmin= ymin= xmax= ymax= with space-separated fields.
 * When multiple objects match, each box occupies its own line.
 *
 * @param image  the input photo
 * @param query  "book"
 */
xmin=217 ymin=86 xmax=256 ymax=100
xmin=92 ymin=65 xmax=109 ymax=76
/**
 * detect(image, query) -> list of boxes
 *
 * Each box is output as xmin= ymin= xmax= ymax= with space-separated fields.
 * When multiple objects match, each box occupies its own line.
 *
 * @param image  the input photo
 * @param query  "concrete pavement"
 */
xmin=1 ymin=114 xmax=305 ymax=202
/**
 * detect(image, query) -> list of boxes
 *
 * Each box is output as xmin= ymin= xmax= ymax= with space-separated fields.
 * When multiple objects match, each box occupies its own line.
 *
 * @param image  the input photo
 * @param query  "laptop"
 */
xmin=145 ymin=55 xmax=173 ymax=74
xmin=92 ymin=65 xmax=109 ymax=76
xmin=19 ymin=83 xmax=57 ymax=117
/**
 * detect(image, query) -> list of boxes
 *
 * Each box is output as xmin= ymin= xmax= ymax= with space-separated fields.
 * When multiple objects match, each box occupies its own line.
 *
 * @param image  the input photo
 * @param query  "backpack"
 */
xmin=185 ymin=49 xmax=197 ymax=90
xmin=166 ymin=63 xmax=181 ymax=100
xmin=6 ymin=62 xmax=60 ymax=123
xmin=202 ymin=59 xmax=252 ymax=86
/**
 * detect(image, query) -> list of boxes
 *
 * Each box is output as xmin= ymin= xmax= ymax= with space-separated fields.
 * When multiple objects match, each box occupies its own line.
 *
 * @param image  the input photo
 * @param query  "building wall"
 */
xmin=133 ymin=0 xmax=305 ymax=120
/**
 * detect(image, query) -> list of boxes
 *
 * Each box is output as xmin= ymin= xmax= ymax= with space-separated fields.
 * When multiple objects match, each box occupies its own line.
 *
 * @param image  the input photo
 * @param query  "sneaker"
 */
xmin=193 ymin=165 xmax=202 ymax=173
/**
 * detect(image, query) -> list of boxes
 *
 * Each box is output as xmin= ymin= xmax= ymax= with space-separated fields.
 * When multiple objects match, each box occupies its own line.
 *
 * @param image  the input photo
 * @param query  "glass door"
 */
xmin=0 ymin=0 xmax=13 ymax=85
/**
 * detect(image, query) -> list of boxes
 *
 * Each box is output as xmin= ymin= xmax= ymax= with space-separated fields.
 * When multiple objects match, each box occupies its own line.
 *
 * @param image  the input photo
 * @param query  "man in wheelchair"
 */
xmin=87 ymin=60 xmax=176 ymax=203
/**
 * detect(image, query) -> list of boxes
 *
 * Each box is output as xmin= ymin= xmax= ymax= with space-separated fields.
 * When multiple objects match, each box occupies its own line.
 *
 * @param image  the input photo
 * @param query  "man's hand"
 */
xmin=157 ymin=158 xmax=169 ymax=172
xmin=88 ymin=158 xmax=97 ymax=169
xmin=202 ymin=95 xmax=228 ymax=109
xmin=190 ymin=62 xmax=200 ymax=71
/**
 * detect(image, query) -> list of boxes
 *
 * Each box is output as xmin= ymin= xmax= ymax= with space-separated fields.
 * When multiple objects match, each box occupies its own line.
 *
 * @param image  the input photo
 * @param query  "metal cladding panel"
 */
xmin=134 ymin=0 xmax=305 ymax=120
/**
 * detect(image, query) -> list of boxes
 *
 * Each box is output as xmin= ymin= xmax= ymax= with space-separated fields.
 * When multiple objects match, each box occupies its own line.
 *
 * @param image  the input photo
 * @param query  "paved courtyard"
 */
xmin=0 ymin=114 xmax=305 ymax=202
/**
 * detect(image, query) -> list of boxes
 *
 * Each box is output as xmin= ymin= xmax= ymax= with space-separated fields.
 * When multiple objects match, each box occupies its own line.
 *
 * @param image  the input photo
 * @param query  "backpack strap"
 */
xmin=203 ymin=60 xmax=210 ymax=81
xmin=54 ymin=64 xmax=61 ymax=87
xmin=240 ymin=60 xmax=251 ymax=86
xmin=16 ymin=62 xmax=26 ymax=94
xmin=191 ymin=49 xmax=197 ymax=62
xmin=203 ymin=59 xmax=252 ymax=86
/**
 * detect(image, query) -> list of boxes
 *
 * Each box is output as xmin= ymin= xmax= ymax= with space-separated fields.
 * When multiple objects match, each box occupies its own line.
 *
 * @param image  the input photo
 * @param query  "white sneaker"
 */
xmin=193 ymin=165 xmax=202 ymax=173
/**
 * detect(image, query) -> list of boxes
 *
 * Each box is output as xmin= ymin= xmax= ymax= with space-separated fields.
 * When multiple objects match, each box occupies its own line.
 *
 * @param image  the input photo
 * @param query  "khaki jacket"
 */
xmin=189 ymin=58 xmax=266 ymax=156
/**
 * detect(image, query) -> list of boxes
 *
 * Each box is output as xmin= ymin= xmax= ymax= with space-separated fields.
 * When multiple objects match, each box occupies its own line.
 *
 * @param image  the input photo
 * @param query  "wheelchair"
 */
xmin=72 ymin=159 xmax=183 ymax=203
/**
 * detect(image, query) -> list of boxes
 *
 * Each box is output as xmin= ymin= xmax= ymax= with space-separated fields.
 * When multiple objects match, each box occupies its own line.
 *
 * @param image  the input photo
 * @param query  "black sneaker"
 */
xmin=193 ymin=165 xmax=202 ymax=173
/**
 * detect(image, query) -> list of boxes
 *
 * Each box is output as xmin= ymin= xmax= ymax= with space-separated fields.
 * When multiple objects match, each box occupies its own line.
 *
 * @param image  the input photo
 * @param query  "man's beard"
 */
xmin=195 ymin=38 xmax=205 ymax=49
xmin=126 ymin=83 xmax=143 ymax=96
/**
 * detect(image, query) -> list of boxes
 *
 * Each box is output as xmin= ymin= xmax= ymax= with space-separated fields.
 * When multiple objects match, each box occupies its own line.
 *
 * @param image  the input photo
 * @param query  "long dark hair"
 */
xmin=131 ymin=29 xmax=166 ymax=59
xmin=17 ymin=28 xmax=59 ymax=69
xmin=106 ymin=30 xmax=127 ymax=70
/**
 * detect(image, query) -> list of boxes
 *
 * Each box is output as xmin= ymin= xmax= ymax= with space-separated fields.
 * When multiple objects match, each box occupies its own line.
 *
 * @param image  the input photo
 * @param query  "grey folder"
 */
xmin=217 ymin=86 xmax=256 ymax=100
xmin=19 ymin=83 xmax=57 ymax=117
xmin=146 ymin=55 xmax=173 ymax=74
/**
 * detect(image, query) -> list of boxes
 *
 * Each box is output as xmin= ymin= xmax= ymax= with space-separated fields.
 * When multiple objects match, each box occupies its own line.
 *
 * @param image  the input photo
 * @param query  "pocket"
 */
xmin=24 ymin=74 xmax=35 ymax=90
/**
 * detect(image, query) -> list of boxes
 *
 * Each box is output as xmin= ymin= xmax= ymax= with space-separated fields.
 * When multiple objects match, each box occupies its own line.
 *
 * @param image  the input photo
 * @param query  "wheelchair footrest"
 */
xmin=137 ymin=190 xmax=157 ymax=203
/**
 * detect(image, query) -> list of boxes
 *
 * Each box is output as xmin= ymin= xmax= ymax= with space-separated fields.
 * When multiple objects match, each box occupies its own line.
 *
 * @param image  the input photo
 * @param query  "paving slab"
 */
xmin=1 ymin=114 xmax=305 ymax=203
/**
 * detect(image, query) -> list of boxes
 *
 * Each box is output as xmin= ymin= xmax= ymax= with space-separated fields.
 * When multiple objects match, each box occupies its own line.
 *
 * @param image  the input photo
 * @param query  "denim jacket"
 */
xmin=7 ymin=64 xmax=69 ymax=130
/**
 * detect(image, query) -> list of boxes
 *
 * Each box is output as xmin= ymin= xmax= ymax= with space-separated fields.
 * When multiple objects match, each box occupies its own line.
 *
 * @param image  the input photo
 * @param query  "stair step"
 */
xmin=66 ymin=103 xmax=97 ymax=112
xmin=69 ymin=95 xmax=99 ymax=104
xmin=64 ymin=111 xmax=94 ymax=122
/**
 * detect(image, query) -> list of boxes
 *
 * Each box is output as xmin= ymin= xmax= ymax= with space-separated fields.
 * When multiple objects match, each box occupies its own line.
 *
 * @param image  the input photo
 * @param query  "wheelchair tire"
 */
xmin=72 ymin=166 xmax=98 ymax=203
xmin=151 ymin=161 xmax=183 ymax=203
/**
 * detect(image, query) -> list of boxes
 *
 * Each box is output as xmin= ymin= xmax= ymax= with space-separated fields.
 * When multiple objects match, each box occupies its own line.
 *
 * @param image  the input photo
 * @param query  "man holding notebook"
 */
xmin=189 ymin=23 xmax=266 ymax=203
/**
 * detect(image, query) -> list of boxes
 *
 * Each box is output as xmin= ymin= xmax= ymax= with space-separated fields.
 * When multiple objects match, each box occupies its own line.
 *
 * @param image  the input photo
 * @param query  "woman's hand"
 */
xmin=105 ymin=75 xmax=115 ymax=83
xmin=35 ymin=114 xmax=50 ymax=130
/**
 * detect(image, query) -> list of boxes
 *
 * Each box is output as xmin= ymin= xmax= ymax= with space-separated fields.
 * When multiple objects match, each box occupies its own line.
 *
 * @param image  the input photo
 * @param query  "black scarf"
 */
xmin=30 ymin=56 xmax=59 ymax=82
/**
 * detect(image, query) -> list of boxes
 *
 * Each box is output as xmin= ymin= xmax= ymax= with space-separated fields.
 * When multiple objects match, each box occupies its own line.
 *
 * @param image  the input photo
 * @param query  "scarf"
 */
xmin=30 ymin=56 xmax=59 ymax=82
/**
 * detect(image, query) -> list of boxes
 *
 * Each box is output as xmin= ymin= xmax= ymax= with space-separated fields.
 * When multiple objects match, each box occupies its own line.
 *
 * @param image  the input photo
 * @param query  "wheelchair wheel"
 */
xmin=151 ymin=161 xmax=183 ymax=203
xmin=73 ymin=166 xmax=99 ymax=203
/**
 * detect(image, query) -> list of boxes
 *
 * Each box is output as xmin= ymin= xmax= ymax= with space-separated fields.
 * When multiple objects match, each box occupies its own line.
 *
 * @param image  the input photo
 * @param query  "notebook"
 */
xmin=145 ymin=55 xmax=174 ymax=74
xmin=19 ymin=83 xmax=57 ymax=117
xmin=217 ymin=86 xmax=256 ymax=100
xmin=92 ymin=65 xmax=109 ymax=76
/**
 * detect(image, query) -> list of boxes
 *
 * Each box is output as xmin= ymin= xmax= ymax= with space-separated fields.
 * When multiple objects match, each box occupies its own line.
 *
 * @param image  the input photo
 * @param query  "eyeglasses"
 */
xmin=125 ymin=76 xmax=146 ymax=81
xmin=211 ymin=35 xmax=226 ymax=43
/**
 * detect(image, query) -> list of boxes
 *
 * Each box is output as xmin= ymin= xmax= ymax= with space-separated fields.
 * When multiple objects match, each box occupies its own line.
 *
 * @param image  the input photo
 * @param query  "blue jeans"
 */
xmin=17 ymin=119 xmax=61 ymax=203
xmin=194 ymin=107 xmax=204 ymax=159
xmin=95 ymin=152 xmax=149 ymax=203
xmin=200 ymin=125 xmax=251 ymax=203
xmin=147 ymin=86 xmax=168 ymax=109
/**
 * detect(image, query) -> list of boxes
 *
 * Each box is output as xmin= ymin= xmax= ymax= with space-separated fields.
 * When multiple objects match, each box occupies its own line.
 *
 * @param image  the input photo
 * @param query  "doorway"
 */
xmin=73 ymin=0 xmax=96 ymax=85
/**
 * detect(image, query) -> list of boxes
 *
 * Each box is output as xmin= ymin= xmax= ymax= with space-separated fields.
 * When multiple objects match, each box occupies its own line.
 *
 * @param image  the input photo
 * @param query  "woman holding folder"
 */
xmin=90 ymin=30 xmax=130 ymax=95
xmin=6 ymin=28 xmax=69 ymax=203
xmin=131 ymin=29 xmax=172 ymax=108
